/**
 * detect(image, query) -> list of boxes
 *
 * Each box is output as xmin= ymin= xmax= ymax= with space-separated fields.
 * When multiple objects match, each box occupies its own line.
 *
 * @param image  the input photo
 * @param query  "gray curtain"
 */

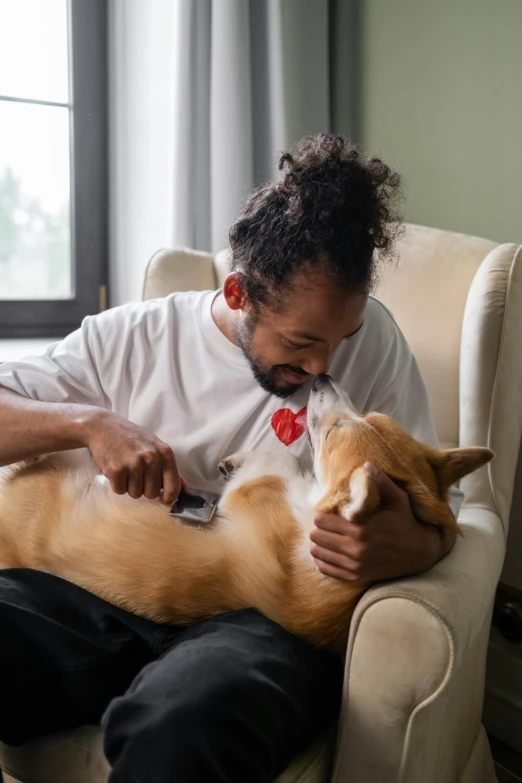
xmin=171 ymin=0 xmax=333 ymax=253
xmin=108 ymin=0 xmax=358 ymax=304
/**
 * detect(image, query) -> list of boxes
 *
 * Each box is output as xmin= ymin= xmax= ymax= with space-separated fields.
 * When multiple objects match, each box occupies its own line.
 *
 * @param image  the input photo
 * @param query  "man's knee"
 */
xmin=103 ymin=610 xmax=343 ymax=782
xmin=104 ymin=642 xmax=268 ymax=740
xmin=103 ymin=651 xmax=272 ymax=782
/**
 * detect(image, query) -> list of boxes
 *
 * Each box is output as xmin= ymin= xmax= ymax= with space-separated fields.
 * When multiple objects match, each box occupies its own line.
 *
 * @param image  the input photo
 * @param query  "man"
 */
xmin=0 ymin=134 xmax=460 ymax=782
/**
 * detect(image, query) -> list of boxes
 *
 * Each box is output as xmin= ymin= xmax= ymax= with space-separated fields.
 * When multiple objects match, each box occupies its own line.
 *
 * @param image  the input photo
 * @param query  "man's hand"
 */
xmin=309 ymin=463 xmax=456 ymax=583
xmin=83 ymin=409 xmax=186 ymax=504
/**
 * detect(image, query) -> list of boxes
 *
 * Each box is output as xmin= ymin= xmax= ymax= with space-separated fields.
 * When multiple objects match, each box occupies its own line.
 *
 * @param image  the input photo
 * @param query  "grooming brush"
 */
xmin=170 ymin=487 xmax=220 ymax=526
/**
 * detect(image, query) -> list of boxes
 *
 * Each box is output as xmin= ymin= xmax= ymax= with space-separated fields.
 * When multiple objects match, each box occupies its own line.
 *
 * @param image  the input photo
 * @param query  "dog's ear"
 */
xmin=403 ymin=477 xmax=462 ymax=535
xmin=315 ymin=486 xmax=350 ymax=516
xmin=427 ymin=447 xmax=494 ymax=492
xmin=342 ymin=467 xmax=380 ymax=520
xmin=316 ymin=467 xmax=380 ymax=519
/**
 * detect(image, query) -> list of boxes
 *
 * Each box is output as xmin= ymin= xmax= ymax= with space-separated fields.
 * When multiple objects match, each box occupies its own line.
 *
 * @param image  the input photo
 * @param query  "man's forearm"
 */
xmin=413 ymin=519 xmax=457 ymax=576
xmin=0 ymin=387 xmax=102 ymax=467
xmin=423 ymin=521 xmax=457 ymax=570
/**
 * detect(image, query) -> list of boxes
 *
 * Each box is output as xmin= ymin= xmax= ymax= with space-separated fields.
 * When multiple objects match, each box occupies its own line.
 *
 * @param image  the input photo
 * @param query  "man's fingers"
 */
xmin=160 ymin=453 xmax=182 ymax=504
xmin=313 ymin=512 xmax=349 ymax=535
xmin=143 ymin=466 xmax=162 ymax=500
xmin=104 ymin=444 xmax=184 ymax=504
xmin=310 ymin=527 xmax=347 ymax=556
xmin=108 ymin=470 xmax=128 ymax=496
xmin=310 ymin=544 xmax=361 ymax=580
xmin=127 ymin=468 xmax=145 ymax=500
xmin=311 ymin=525 xmax=365 ymax=562
xmin=314 ymin=512 xmax=368 ymax=543
xmin=314 ymin=558 xmax=360 ymax=582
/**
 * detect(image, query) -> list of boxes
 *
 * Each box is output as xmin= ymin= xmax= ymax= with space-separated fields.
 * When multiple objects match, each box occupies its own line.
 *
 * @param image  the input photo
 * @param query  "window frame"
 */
xmin=0 ymin=0 xmax=108 ymax=338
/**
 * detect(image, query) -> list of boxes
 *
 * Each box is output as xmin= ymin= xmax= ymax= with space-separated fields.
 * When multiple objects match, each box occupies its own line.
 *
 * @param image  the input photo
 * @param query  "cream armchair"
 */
xmin=1 ymin=224 xmax=521 ymax=783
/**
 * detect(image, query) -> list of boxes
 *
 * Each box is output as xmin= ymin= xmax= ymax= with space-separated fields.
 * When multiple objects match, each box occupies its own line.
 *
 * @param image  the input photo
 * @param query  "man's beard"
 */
xmin=235 ymin=316 xmax=310 ymax=398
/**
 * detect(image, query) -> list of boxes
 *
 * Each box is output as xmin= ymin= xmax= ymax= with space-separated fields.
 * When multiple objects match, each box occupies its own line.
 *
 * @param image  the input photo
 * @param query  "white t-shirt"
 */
xmin=0 ymin=290 xmax=463 ymax=513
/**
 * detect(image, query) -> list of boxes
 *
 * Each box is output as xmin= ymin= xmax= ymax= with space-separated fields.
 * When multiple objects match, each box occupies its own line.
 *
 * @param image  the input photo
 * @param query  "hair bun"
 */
xmin=229 ymin=133 xmax=403 ymax=310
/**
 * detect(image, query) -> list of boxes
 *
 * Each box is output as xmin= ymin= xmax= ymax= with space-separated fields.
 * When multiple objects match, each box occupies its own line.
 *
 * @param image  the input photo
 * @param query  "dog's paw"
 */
xmin=218 ymin=453 xmax=246 ymax=480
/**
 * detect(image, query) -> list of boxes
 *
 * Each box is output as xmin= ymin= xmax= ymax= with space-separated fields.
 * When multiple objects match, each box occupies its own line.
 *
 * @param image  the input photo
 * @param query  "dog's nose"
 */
xmin=312 ymin=374 xmax=331 ymax=392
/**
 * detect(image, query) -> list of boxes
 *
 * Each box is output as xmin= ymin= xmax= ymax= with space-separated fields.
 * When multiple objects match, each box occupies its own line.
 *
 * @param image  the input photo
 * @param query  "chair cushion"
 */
xmin=0 ymin=724 xmax=336 ymax=783
xmin=0 ymin=728 xmax=109 ymax=783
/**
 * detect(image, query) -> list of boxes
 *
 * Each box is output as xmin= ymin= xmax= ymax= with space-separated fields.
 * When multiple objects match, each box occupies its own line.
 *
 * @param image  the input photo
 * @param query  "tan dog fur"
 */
xmin=0 ymin=378 xmax=493 ymax=652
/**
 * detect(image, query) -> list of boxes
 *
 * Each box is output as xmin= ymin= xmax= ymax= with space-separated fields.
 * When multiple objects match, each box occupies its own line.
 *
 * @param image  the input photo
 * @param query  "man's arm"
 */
xmin=0 ymin=304 xmax=186 ymax=501
xmin=311 ymin=351 xmax=460 ymax=581
xmin=0 ymin=315 xmax=109 ymax=465
xmin=0 ymin=386 xmax=97 ymax=466
xmin=310 ymin=464 xmax=456 ymax=583
xmin=0 ymin=387 xmax=184 ymax=503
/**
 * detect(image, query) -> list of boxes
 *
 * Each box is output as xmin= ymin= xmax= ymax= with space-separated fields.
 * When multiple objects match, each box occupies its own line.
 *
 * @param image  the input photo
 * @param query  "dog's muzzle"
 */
xmin=312 ymin=374 xmax=333 ymax=393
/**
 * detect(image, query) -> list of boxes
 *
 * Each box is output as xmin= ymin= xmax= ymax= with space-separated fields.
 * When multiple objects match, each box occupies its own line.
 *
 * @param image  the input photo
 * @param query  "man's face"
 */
xmin=235 ymin=273 xmax=367 ymax=398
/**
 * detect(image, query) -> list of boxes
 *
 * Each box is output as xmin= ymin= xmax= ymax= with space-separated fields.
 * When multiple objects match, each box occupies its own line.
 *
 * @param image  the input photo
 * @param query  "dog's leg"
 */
xmin=219 ymin=451 xmax=300 ymax=488
xmin=218 ymin=454 xmax=246 ymax=480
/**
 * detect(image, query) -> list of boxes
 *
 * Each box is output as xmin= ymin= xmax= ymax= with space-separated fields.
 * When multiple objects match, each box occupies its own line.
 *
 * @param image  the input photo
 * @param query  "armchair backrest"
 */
xmin=374 ymin=224 xmax=497 ymax=449
xmin=374 ymin=227 xmax=522 ymax=549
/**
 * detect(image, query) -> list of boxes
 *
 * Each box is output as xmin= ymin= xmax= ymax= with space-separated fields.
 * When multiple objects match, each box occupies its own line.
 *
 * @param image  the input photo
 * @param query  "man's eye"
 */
xmin=284 ymin=339 xmax=310 ymax=350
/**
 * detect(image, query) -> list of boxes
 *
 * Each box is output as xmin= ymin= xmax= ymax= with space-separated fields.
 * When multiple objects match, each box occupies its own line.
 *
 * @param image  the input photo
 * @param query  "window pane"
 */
xmin=0 ymin=0 xmax=69 ymax=104
xmin=0 ymin=101 xmax=71 ymax=300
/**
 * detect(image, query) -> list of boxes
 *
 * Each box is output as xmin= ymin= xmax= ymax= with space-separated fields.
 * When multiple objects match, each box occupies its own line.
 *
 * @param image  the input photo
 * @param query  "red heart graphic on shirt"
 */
xmin=271 ymin=407 xmax=308 ymax=446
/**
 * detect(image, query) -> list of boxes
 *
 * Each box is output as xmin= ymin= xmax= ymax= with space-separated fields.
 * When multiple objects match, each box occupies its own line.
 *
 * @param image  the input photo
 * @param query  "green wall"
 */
xmin=358 ymin=0 xmax=522 ymax=245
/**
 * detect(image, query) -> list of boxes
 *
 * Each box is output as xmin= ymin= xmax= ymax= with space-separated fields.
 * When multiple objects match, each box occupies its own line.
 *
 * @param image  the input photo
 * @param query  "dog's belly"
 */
xmin=0 ymin=456 xmax=360 ymax=652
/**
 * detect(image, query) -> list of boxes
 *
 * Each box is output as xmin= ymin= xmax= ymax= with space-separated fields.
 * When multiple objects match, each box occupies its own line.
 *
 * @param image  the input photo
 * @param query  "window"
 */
xmin=0 ymin=0 xmax=107 ymax=337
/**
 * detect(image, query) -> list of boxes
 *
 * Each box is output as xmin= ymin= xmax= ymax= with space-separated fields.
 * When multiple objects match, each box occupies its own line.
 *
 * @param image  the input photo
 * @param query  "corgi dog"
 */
xmin=0 ymin=376 xmax=492 ymax=652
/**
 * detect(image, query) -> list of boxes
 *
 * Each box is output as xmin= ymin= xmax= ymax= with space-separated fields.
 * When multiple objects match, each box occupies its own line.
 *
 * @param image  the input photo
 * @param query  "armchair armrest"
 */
xmin=331 ymin=505 xmax=504 ymax=783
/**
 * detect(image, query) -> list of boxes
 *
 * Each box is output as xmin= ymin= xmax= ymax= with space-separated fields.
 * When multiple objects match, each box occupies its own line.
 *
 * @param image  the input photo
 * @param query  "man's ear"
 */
xmin=315 ymin=467 xmax=380 ymax=519
xmin=222 ymin=273 xmax=247 ymax=310
xmin=428 ymin=446 xmax=494 ymax=491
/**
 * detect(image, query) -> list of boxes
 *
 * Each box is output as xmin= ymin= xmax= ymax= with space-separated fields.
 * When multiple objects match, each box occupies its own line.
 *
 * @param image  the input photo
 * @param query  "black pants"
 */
xmin=0 ymin=569 xmax=343 ymax=782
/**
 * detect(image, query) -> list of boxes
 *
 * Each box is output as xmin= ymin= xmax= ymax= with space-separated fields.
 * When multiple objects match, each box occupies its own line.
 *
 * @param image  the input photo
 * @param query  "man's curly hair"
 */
xmin=228 ymin=133 xmax=403 ymax=310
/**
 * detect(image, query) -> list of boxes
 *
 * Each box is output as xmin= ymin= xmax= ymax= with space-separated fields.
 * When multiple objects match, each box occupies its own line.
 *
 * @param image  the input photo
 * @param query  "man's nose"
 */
xmin=302 ymin=347 xmax=331 ymax=378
